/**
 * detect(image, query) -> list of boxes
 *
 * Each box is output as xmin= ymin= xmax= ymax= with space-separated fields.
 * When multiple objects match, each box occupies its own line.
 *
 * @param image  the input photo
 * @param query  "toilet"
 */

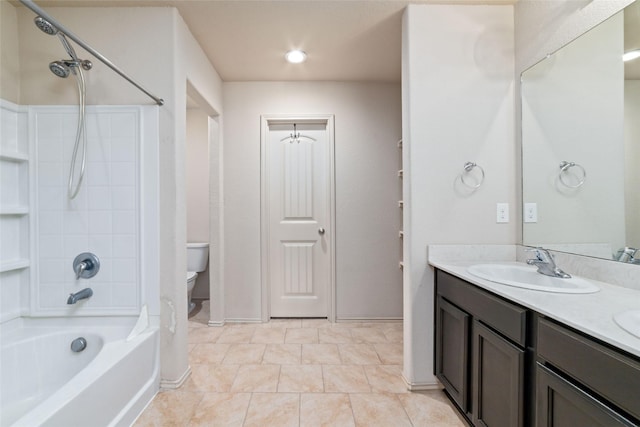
xmin=187 ymin=242 xmax=209 ymax=313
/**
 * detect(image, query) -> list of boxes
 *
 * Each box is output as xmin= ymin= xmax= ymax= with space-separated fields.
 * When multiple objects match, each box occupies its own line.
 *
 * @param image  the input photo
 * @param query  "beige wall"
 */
xmin=223 ymin=81 xmax=403 ymax=321
xmin=1 ymin=1 xmax=20 ymax=103
xmin=15 ymin=5 xmax=223 ymax=387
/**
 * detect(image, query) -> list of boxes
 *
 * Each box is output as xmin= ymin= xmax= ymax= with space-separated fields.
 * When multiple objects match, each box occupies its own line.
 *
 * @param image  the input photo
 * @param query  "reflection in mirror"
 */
xmin=521 ymin=1 xmax=640 ymax=265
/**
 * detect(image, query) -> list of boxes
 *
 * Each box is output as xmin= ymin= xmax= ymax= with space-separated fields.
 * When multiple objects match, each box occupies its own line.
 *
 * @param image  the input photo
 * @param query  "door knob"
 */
xmin=318 ymin=227 xmax=325 ymax=235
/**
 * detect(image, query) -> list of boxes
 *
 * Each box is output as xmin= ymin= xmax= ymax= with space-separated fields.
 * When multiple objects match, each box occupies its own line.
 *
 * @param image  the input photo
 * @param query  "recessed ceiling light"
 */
xmin=623 ymin=49 xmax=640 ymax=62
xmin=285 ymin=50 xmax=307 ymax=64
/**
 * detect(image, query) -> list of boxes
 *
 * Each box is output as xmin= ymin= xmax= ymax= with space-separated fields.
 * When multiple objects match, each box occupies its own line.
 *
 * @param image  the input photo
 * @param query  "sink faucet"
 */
xmin=526 ymin=248 xmax=571 ymax=279
xmin=615 ymin=247 xmax=638 ymax=263
xmin=67 ymin=288 xmax=93 ymax=304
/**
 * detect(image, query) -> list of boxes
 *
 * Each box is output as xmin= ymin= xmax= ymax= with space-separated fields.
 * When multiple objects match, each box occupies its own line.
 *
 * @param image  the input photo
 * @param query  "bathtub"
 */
xmin=0 ymin=315 xmax=159 ymax=427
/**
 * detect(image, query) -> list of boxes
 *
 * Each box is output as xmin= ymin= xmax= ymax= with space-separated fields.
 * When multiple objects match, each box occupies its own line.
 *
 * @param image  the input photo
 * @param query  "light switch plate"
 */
xmin=497 ymin=203 xmax=509 ymax=223
xmin=524 ymin=203 xmax=538 ymax=223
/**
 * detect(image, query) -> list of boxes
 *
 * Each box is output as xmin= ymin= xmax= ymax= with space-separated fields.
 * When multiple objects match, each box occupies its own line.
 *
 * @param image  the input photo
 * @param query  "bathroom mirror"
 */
xmin=521 ymin=1 xmax=640 ymax=264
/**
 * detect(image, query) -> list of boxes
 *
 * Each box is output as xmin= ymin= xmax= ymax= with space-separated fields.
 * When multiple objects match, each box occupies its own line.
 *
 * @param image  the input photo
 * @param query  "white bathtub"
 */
xmin=0 ymin=316 xmax=159 ymax=427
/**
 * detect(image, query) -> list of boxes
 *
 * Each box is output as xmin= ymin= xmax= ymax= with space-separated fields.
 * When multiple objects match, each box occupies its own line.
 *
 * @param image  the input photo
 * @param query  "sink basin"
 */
xmin=467 ymin=264 xmax=599 ymax=294
xmin=614 ymin=310 xmax=640 ymax=339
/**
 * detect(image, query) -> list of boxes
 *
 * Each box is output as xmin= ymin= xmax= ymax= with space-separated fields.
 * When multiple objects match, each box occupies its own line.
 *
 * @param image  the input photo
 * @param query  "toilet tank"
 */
xmin=187 ymin=242 xmax=209 ymax=272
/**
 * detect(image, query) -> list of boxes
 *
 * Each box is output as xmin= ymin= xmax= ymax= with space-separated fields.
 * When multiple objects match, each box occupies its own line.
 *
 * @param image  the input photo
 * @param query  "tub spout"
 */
xmin=67 ymin=287 xmax=93 ymax=304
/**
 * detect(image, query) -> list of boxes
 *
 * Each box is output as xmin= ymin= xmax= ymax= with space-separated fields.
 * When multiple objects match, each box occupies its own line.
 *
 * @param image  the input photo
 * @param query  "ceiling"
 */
xmin=19 ymin=0 xmax=515 ymax=82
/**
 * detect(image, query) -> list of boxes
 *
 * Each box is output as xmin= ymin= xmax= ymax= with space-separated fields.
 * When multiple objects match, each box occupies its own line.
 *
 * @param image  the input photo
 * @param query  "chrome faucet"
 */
xmin=526 ymin=247 xmax=571 ymax=279
xmin=615 ymin=247 xmax=638 ymax=264
xmin=67 ymin=287 xmax=93 ymax=304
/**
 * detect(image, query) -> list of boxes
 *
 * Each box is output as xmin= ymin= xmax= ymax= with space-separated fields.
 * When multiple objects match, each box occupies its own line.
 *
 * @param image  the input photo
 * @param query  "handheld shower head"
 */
xmin=49 ymin=60 xmax=71 ymax=78
xmin=34 ymin=16 xmax=58 ymax=35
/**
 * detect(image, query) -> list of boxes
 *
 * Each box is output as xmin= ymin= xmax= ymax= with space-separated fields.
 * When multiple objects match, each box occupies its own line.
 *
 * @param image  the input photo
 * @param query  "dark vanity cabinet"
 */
xmin=536 ymin=318 xmax=640 ymax=427
xmin=435 ymin=270 xmax=530 ymax=427
xmin=434 ymin=268 xmax=640 ymax=427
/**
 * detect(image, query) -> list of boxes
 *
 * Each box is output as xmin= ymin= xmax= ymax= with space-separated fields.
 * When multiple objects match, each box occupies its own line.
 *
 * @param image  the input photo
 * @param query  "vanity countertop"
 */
xmin=430 ymin=260 xmax=640 ymax=359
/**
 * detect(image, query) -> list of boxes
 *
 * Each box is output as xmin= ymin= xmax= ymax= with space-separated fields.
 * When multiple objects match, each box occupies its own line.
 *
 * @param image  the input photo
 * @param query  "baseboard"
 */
xmin=207 ymin=319 xmax=225 ymax=327
xmin=224 ymin=318 xmax=263 ymax=324
xmin=159 ymin=366 xmax=191 ymax=390
xmin=402 ymin=374 xmax=443 ymax=391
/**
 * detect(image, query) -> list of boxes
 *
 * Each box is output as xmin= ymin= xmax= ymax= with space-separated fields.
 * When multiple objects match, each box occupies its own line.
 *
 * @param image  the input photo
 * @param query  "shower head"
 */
xmin=35 ymin=15 xmax=79 ymax=60
xmin=49 ymin=60 xmax=71 ymax=78
xmin=34 ymin=16 xmax=58 ymax=35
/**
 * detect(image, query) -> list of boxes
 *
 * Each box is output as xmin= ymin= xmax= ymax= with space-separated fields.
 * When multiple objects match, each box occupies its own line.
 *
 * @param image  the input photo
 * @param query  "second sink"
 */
xmin=467 ymin=263 xmax=600 ymax=294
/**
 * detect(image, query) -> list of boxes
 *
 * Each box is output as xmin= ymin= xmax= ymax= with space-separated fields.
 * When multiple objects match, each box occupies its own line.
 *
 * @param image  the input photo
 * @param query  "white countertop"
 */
xmin=429 ymin=260 xmax=640 ymax=359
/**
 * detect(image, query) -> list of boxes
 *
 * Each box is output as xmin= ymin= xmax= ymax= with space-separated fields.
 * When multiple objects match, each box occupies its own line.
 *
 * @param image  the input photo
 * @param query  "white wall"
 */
xmin=186 ymin=108 xmax=210 ymax=243
xmin=186 ymin=107 xmax=211 ymax=299
xmin=624 ymin=81 xmax=640 ymax=248
xmin=223 ymin=82 xmax=402 ymax=321
xmin=15 ymin=5 xmax=223 ymax=388
xmin=521 ymin=13 xmax=625 ymax=252
xmin=402 ymin=4 xmax=515 ymax=389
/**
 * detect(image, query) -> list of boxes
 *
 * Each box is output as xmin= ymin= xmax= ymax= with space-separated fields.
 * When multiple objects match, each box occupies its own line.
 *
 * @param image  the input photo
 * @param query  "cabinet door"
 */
xmin=436 ymin=296 xmax=470 ymax=413
xmin=472 ymin=320 xmax=525 ymax=427
xmin=536 ymin=364 xmax=637 ymax=427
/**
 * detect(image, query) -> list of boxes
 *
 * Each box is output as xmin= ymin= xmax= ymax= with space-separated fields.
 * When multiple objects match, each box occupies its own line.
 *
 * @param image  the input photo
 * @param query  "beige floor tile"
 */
xmin=302 ymin=318 xmax=333 ymax=328
xmin=186 ymin=364 xmax=240 ymax=392
xmin=134 ymin=390 xmax=203 ymax=427
xmin=251 ymin=327 xmax=286 ymax=343
xmin=300 ymin=393 xmax=355 ymax=427
xmin=231 ymin=364 xmax=281 ymax=392
xmin=382 ymin=327 xmax=403 ymax=343
xmin=263 ymin=344 xmax=302 ymax=365
xmin=243 ymin=393 xmax=300 ymax=427
xmin=350 ymin=328 xmax=389 ymax=344
xmin=188 ymin=392 xmax=251 ymax=427
xmin=216 ymin=327 xmax=256 ymax=343
xmin=222 ymin=343 xmax=266 ymax=364
xmin=188 ymin=326 xmax=225 ymax=344
xmin=397 ymin=391 xmax=466 ymax=426
xmin=278 ymin=365 xmax=324 ymax=392
xmin=285 ymin=327 xmax=319 ymax=343
xmin=364 ymin=365 xmax=408 ymax=393
xmin=318 ymin=328 xmax=353 ymax=344
xmin=349 ymin=393 xmax=412 ymax=427
xmin=302 ymin=343 xmax=342 ymax=364
xmin=267 ymin=318 xmax=302 ymax=328
xmin=338 ymin=344 xmax=382 ymax=365
xmin=189 ymin=343 xmax=230 ymax=364
xmin=373 ymin=342 xmax=403 ymax=365
xmin=323 ymin=365 xmax=371 ymax=393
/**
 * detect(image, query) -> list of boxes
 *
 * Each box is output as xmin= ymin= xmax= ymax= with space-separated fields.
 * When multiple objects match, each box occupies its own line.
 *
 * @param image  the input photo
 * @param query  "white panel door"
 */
xmin=268 ymin=122 xmax=330 ymax=318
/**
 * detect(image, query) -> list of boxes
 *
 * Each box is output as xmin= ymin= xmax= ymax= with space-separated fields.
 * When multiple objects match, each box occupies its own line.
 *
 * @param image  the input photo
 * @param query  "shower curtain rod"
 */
xmin=19 ymin=0 xmax=165 ymax=106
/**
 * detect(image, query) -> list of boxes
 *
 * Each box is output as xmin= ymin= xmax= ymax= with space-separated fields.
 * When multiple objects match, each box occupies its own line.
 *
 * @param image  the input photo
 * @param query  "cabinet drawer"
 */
xmin=437 ymin=270 xmax=528 ymax=346
xmin=536 ymin=363 xmax=637 ymax=427
xmin=537 ymin=318 xmax=640 ymax=421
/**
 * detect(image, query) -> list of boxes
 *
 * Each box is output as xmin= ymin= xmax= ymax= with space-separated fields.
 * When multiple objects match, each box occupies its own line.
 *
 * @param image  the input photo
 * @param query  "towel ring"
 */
xmin=461 ymin=162 xmax=485 ymax=189
xmin=558 ymin=161 xmax=586 ymax=188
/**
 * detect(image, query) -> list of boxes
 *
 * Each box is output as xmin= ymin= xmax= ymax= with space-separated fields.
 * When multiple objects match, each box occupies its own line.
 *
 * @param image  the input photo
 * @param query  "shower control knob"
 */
xmin=73 ymin=252 xmax=100 ymax=280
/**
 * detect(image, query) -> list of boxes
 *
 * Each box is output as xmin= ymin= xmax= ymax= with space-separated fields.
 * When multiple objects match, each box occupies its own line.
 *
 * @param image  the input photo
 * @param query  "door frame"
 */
xmin=260 ymin=114 xmax=336 ymax=322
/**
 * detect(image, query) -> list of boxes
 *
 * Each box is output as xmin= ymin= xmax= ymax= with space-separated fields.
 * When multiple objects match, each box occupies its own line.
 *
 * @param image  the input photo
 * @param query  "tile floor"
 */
xmin=134 ymin=301 xmax=465 ymax=427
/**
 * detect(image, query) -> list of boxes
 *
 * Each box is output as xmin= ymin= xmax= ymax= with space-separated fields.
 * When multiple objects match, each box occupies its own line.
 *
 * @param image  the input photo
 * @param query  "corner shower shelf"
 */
xmin=0 ymin=151 xmax=29 ymax=162
xmin=0 ymin=259 xmax=30 ymax=273
xmin=0 ymin=206 xmax=29 ymax=215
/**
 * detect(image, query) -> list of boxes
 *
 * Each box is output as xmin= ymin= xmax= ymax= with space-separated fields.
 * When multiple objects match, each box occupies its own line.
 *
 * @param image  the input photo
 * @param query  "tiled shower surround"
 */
xmin=32 ymin=106 xmax=147 ymax=315
xmin=0 ymin=100 xmax=158 ymax=320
